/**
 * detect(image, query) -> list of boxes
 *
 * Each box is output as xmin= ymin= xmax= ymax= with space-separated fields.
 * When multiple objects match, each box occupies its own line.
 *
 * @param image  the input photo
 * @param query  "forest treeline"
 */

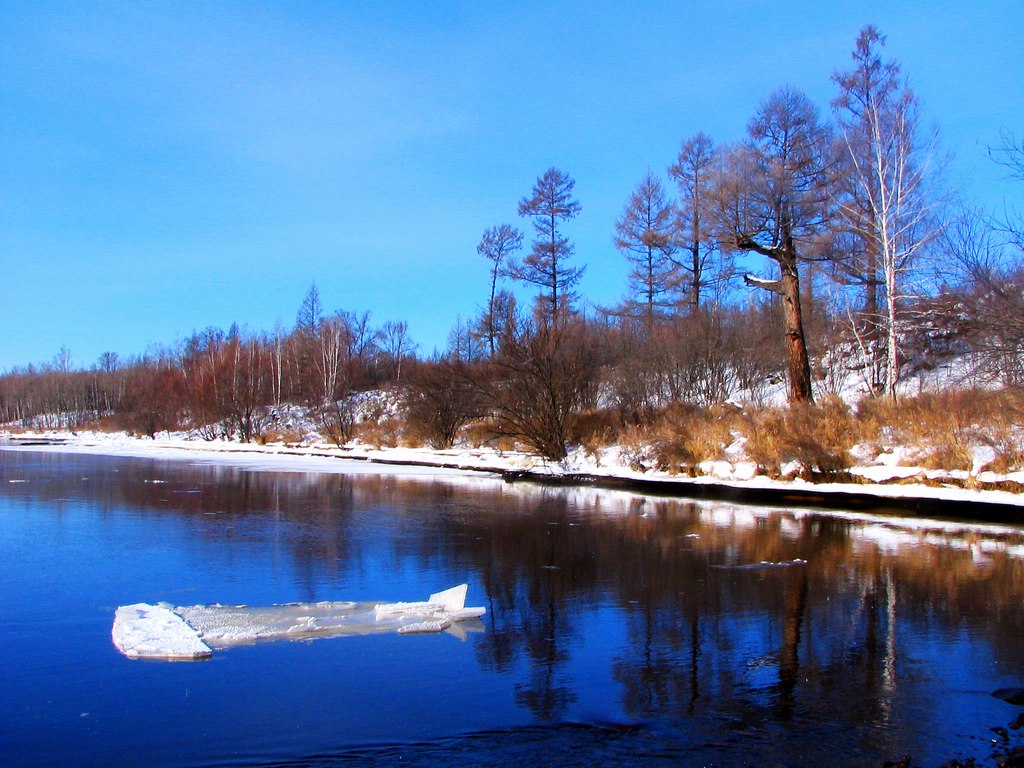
xmin=3 ymin=27 xmax=1023 ymax=468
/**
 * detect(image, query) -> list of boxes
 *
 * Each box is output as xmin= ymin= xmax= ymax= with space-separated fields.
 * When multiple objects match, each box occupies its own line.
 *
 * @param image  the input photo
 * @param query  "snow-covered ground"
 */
xmin=4 ymin=426 xmax=1024 ymax=512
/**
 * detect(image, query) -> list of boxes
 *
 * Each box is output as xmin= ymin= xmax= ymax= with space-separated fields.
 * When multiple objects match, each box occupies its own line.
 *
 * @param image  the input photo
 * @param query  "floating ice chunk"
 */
xmin=429 ymin=584 xmax=467 ymax=611
xmin=112 ymin=603 xmax=212 ymax=660
xmin=448 ymin=607 xmax=486 ymax=620
xmin=375 ymin=583 xmax=475 ymax=619
xmin=113 ymin=586 xmax=485 ymax=660
xmin=374 ymin=601 xmax=440 ymax=618
xmin=397 ymin=619 xmax=452 ymax=634
xmin=177 ymin=601 xmax=364 ymax=644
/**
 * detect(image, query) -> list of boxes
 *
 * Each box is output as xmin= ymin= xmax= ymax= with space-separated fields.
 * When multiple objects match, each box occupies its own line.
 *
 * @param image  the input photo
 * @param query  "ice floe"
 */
xmin=112 ymin=585 xmax=486 ymax=660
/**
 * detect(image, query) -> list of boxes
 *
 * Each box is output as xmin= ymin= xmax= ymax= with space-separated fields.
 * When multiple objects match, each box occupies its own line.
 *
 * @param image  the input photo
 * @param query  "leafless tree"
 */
xmin=269 ymin=320 xmax=285 ymax=406
xmin=990 ymin=133 xmax=1024 ymax=182
xmin=317 ymin=312 xmax=351 ymax=404
xmin=222 ymin=332 xmax=272 ymax=442
xmin=832 ymin=25 xmax=941 ymax=399
xmin=404 ymin=358 xmax=483 ymax=449
xmin=97 ymin=351 xmax=120 ymax=373
xmin=447 ymin=315 xmax=487 ymax=363
xmin=711 ymin=88 xmax=833 ymax=404
xmin=381 ymin=320 xmax=414 ymax=382
xmin=477 ymin=224 xmax=523 ymax=356
xmin=614 ymin=171 xmax=679 ymax=332
xmin=295 ymin=282 xmax=323 ymax=335
xmin=669 ymin=132 xmax=732 ymax=311
xmin=510 ymin=168 xmax=584 ymax=326
xmin=944 ymin=206 xmax=1024 ymax=385
xmin=118 ymin=363 xmax=186 ymax=438
xmin=989 ymin=133 xmax=1024 ymax=254
xmin=485 ymin=316 xmax=600 ymax=461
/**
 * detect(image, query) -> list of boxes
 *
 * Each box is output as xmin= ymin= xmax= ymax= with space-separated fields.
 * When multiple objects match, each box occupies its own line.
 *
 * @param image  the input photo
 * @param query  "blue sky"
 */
xmin=1 ymin=1 xmax=1021 ymax=371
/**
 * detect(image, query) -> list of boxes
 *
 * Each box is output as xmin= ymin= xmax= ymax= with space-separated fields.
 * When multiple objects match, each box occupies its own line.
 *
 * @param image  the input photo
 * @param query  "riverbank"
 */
xmin=5 ymin=429 xmax=1024 ymax=523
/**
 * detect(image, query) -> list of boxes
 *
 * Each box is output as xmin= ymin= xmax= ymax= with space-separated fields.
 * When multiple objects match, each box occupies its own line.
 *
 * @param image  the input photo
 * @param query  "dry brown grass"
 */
xmin=353 ymin=417 xmax=404 ymax=449
xmin=854 ymin=389 xmax=1024 ymax=472
xmin=635 ymin=403 xmax=740 ymax=475
xmin=460 ymin=420 xmax=521 ymax=452
xmin=611 ymin=397 xmax=860 ymax=479
xmin=257 ymin=428 xmax=305 ymax=445
xmin=566 ymin=408 xmax=627 ymax=458
xmin=740 ymin=397 xmax=855 ymax=478
xmin=92 ymin=415 xmax=125 ymax=433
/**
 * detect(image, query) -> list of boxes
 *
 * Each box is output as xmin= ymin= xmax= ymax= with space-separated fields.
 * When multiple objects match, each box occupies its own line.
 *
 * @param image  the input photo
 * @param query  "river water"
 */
xmin=3 ymin=448 xmax=1024 ymax=766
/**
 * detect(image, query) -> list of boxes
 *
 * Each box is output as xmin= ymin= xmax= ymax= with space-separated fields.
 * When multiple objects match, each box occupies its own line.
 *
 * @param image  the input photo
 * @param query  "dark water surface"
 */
xmin=3 ymin=449 xmax=1024 ymax=767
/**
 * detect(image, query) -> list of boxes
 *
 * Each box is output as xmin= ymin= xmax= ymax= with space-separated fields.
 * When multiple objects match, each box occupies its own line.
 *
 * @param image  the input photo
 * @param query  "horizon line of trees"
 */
xmin=2 ymin=26 xmax=1022 ymax=461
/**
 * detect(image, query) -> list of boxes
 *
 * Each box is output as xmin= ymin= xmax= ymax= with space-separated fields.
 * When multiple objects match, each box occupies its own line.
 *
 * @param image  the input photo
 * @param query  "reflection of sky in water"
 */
xmin=3 ymin=448 xmax=1024 ymax=766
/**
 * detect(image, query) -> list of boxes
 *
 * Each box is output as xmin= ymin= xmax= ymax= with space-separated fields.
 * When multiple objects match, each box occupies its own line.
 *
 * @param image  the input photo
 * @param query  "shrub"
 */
xmin=642 ymin=403 xmax=739 ymax=474
xmin=740 ymin=398 xmax=855 ymax=478
xmin=316 ymin=398 xmax=357 ymax=447
xmin=403 ymin=361 xmax=482 ymax=450
xmin=353 ymin=417 xmax=403 ymax=449
xmin=566 ymin=408 xmax=624 ymax=458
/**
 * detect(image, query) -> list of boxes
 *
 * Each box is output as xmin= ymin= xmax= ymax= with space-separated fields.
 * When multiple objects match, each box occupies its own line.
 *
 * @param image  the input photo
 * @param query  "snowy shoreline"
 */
xmin=4 ymin=430 xmax=1024 ymax=523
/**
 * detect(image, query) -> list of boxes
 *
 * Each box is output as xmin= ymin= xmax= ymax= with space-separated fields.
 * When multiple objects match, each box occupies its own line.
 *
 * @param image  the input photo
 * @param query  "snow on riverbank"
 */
xmin=4 ymin=428 xmax=1024 ymax=512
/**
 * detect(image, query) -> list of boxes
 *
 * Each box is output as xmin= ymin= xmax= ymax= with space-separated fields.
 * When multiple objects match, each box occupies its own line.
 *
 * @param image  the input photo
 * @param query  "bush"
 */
xmin=641 ymin=403 xmax=739 ymax=474
xmin=743 ymin=397 xmax=854 ymax=477
xmin=316 ymin=398 xmax=357 ymax=447
xmin=856 ymin=389 xmax=1024 ymax=472
xmin=403 ymin=361 xmax=482 ymax=450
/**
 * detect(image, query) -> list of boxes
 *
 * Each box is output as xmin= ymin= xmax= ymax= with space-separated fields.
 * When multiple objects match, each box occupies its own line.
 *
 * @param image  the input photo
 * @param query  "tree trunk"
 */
xmin=690 ymin=220 xmax=701 ymax=313
xmin=780 ymin=258 xmax=814 ymax=404
xmin=884 ymin=275 xmax=900 ymax=400
xmin=864 ymin=219 xmax=884 ymax=395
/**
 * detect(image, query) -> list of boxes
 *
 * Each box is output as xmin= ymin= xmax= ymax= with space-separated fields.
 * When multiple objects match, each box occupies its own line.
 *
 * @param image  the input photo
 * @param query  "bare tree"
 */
xmin=345 ymin=310 xmax=379 ymax=382
xmin=118 ymin=363 xmax=186 ymax=438
xmin=945 ymin=206 xmax=1024 ymax=385
xmin=990 ymin=132 xmax=1024 ymax=182
xmin=989 ymin=133 xmax=1024 ymax=253
xmin=269 ymin=320 xmax=285 ymax=406
xmin=669 ymin=132 xmax=731 ymax=311
xmin=295 ymin=282 xmax=323 ymax=335
xmin=97 ymin=351 xmax=120 ymax=373
xmin=832 ymin=25 xmax=940 ymax=399
xmin=614 ymin=171 xmax=679 ymax=331
xmin=712 ymin=88 xmax=832 ymax=404
xmin=223 ymin=332 xmax=272 ymax=442
xmin=290 ymin=283 xmax=325 ymax=401
xmin=447 ymin=315 xmax=486 ymax=363
xmin=317 ymin=312 xmax=351 ymax=403
xmin=53 ymin=346 xmax=73 ymax=374
xmin=477 ymin=224 xmax=523 ymax=356
xmin=510 ymin=168 xmax=584 ymax=326
xmin=404 ymin=358 xmax=482 ymax=449
xmin=381 ymin=320 xmax=414 ymax=382
xmin=485 ymin=316 xmax=600 ymax=461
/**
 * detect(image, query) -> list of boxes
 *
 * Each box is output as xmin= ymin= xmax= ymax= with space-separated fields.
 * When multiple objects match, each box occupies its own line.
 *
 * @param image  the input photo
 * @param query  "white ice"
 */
xmin=111 ymin=603 xmax=212 ymax=660
xmin=112 ymin=585 xmax=486 ymax=660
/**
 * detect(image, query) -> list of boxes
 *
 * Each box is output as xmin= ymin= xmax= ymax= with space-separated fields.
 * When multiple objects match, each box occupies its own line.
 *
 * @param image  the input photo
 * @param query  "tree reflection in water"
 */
xmin=5 ymin=450 xmax=1024 ymax=762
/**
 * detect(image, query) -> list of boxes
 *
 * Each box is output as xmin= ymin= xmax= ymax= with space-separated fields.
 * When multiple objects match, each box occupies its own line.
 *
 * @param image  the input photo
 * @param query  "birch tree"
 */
xmin=832 ymin=26 xmax=939 ymax=399
xmin=317 ymin=312 xmax=350 ymax=403
xmin=477 ymin=224 xmax=523 ymax=355
xmin=381 ymin=319 xmax=414 ymax=382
